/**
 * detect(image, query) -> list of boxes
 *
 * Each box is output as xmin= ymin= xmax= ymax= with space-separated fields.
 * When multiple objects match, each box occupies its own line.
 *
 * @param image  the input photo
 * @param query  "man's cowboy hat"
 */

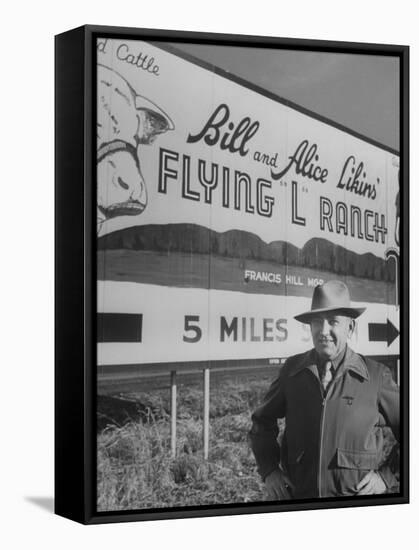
xmin=294 ymin=280 xmax=366 ymax=324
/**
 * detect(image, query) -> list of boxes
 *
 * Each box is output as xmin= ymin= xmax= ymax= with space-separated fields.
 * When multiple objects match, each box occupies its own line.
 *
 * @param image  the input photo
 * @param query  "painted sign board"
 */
xmin=96 ymin=38 xmax=400 ymax=368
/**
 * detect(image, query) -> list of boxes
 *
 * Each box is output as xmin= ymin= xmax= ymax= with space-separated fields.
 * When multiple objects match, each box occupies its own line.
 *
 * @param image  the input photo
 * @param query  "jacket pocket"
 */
xmin=288 ymin=449 xmax=305 ymax=465
xmin=336 ymin=448 xmax=378 ymax=470
xmin=285 ymin=448 xmax=305 ymax=494
xmin=334 ymin=448 xmax=379 ymax=496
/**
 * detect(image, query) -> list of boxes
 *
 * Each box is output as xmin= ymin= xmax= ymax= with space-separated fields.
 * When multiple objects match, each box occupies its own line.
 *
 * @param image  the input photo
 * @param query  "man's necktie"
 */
xmin=320 ymin=361 xmax=333 ymax=393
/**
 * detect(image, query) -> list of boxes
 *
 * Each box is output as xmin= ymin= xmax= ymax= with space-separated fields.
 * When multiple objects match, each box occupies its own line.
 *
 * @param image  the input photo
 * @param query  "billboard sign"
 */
xmin=96 ymin=38 xmax=399 ymax=368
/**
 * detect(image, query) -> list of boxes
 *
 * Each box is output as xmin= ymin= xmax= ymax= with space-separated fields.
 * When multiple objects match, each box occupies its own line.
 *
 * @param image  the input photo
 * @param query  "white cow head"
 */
xmin=97 ymin=64 xmax=174 ymax=149
xmin=97 ymin=141 xmax=147 ymax=233
xmin=96 ymin=65 xmax=174 ymax=233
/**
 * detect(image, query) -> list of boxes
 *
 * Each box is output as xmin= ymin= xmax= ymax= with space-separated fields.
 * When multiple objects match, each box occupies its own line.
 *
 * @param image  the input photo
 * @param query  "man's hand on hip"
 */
xmin=264 ymin=468 xmax=295 ymax=500
xmin=356 ymin=470 xmax=387 ymax=495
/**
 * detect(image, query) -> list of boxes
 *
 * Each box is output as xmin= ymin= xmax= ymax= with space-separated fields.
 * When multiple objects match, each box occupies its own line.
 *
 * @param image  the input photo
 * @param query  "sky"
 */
xmin=170 ymin=42 xmax=399 ymax=152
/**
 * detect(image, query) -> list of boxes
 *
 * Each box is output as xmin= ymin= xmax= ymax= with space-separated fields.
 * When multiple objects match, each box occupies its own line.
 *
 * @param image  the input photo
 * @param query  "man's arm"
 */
xmin=249 ymin=366 xmax=287 ymax=481
xmin=377 ymin=366 xmax=400 ymax=491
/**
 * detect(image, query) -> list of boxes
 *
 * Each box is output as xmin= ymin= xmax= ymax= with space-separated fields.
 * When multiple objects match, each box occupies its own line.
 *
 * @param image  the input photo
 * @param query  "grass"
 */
xmin=97 ymin=369 xmax=398 ymax=512
xmin=97 ymin=372 xmax=273 ymax=511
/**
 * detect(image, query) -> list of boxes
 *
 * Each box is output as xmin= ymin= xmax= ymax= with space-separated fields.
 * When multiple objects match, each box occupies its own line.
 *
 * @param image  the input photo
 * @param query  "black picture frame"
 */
xmin=55 ymin=24 xmax=409 ymax=524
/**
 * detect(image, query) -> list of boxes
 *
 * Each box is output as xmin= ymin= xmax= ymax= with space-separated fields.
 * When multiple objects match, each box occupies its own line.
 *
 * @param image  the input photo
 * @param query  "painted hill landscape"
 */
xmin=98 ymin=223 xmax=395 ymax=282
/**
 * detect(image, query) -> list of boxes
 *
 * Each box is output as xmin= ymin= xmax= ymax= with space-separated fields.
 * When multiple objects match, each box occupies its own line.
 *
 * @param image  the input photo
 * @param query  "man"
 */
xmin=250 ymin=280 xmax=399 ymax=499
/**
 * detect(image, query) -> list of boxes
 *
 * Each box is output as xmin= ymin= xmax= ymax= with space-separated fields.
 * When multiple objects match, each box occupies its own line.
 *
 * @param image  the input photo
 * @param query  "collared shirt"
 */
xmin=315 ymin=346 xmax=347 ymax=388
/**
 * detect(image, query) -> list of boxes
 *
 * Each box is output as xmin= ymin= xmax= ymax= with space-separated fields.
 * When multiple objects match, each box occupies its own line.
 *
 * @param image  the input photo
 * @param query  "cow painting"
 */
xmin=97 ymin=65 xmax=174 ymax=233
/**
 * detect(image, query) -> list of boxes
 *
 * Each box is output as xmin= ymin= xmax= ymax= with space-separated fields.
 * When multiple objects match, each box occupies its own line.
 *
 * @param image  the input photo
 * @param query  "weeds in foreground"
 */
xmin=97 ymin=374 xmax=271 ymax=511
xmin=97 ymin=372 xmax=398 ymax=511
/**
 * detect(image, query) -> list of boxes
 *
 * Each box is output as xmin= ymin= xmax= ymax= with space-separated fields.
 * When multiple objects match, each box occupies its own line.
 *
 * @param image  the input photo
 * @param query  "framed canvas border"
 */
xmin=55 ymin=24 xmax=409 ymax=524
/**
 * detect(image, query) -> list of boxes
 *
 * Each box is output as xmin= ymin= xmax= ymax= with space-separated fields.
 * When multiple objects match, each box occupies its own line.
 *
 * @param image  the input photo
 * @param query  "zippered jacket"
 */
xmin=249 ymin=347 xmax=399 ymax=498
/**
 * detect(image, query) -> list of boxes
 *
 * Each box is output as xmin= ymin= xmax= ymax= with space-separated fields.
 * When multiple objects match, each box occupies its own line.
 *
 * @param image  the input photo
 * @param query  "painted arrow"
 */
xmin=368 ymin=319 xmax=399 ymax=346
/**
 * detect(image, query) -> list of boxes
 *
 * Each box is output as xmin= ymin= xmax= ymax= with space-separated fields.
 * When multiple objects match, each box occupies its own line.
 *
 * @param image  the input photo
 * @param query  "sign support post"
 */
xmin=170 ymin=370 xmax=177 ymax=457
xmin=203 ymin=368 xmax=210 ymax=459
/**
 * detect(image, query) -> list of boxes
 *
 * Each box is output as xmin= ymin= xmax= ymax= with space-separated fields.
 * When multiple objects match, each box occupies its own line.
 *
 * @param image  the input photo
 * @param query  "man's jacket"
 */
xmin=250 ymin=347 xmax=399 ymax=498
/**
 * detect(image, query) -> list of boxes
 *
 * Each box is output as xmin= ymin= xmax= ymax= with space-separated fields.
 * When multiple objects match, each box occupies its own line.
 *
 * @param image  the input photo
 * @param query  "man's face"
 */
xmin=310 ymin=314 xmax=355 ymax=360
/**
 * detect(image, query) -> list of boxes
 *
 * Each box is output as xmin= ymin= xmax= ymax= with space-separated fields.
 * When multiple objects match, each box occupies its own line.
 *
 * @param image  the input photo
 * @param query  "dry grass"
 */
xmin=97 ymin=373 xmax=271 ymax=511
xmin=97 ymin=370 xmax=398 ymax=511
